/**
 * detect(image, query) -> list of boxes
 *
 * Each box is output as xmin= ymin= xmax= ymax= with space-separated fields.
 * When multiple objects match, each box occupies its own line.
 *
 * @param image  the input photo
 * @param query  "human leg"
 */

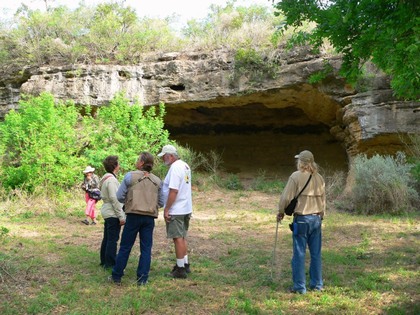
xmin=100 ymin=221 xmax=108 ymax=266
xmin=112 ymin=215 xmax=138 ymax=281
xmin=308 ymin=216 xmax=323 ymax=290
xmin=103 ymin=217 xmax=121 ymax=268
xmin=82 ymin=193 xmax=91 ymax=225
xmin=137 ymin=215 xmax=155 ymax=284
xmin=166 ymin=215 xmax=190 ymax=278
xmin=86 ymin=198 xmax=97 ymax=223
xmin=291 ymin=218 xmax=309 ymax=294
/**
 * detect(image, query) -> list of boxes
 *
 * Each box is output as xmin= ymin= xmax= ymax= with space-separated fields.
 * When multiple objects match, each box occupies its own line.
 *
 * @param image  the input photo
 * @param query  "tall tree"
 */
xmin=274 ymin=0 xmax=419 ymax=100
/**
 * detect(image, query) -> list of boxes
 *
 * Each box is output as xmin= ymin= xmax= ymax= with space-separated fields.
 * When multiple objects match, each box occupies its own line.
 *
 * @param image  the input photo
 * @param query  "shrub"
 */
xmin=0 ymin=93 xmax=86 ymax=193
xmin=82 ymin=94 xmax=169 ymax=175
xmin=403 ymin=134 xmax=420 ymax=192
xmin=250 ymin=169 xmax=285 ymax=193
xmin=223 ymin=174 xmax=244 ymax=191
xmin=0 ymin=93 xmax=169 ymax=194
xmin=350 ymin=153 xmax=418 ymax=214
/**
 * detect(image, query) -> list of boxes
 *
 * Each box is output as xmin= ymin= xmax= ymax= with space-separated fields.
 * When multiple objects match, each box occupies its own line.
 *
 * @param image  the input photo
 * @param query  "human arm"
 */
xmin=116 ymin=173 xmax=131 ymax=204
xmin=277 ymin=176 xmax=297 ymax=222
xmin=163 ymin=188 xmax=178 ymax=222
xmin=158 ymin=182 xmax=164 ymax=208
xmin=108 ymin=179 xmax=126 ymax=224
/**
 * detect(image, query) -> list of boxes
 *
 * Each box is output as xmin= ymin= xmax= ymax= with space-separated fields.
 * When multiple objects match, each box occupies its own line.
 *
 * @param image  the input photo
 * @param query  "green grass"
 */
xmin=0 ymin=188 xmax=419 ymax=314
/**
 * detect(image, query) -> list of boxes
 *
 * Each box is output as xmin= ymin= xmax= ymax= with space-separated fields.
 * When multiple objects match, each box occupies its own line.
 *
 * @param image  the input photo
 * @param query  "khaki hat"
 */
xmin=157 ymin=145 xmax=178 ymax=157
xmin=294 ymin=150 xmax=314 ymax=163
xmin=83 ymin=166 xmax=95 ymax=173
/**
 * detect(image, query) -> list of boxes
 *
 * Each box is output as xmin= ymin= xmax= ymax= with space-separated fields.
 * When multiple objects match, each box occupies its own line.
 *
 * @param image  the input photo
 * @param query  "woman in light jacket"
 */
xmin=99 ymin=155 xmax=126 ymax=269
xmin=81 ymin=166 xmax=100 ymax=225
xmin=277 ymin=150 xmax=326 ymax=294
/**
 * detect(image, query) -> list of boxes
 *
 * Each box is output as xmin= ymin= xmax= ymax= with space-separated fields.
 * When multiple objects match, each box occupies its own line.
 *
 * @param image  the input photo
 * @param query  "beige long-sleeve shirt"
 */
xmin=278 ymin=170 xmax=326 ymax=217
xmin=99 ymin=173 xmax=126 ymax=221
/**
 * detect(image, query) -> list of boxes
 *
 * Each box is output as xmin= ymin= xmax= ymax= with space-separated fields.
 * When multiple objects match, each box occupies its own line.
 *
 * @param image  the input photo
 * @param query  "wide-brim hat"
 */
xmin=83 ymin=166 xmax=95 ymax=173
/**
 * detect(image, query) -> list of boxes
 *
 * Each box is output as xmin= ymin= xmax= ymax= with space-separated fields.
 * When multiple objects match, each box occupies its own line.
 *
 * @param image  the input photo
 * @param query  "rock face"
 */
xmin=0 ymin=48 xmax=418 ymax=175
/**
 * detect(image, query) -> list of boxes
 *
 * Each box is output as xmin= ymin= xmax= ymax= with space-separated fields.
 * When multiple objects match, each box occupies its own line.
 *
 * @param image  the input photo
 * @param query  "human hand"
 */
xmin=164 ymin=209 xmax=171 ymax=223
xmin=119 ymin=219 xmax=126 ymax=226
xmin=276 ymin=213 xmax=284 ymax=222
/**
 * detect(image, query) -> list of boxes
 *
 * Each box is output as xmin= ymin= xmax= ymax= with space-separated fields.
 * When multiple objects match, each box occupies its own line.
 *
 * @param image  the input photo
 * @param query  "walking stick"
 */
xmin=270 ymin=220 xmax=280 ymax=281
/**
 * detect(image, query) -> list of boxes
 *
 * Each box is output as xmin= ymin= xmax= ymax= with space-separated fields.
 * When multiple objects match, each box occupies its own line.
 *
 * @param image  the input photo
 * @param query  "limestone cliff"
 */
xmin=0 ymin=47 xmax=418 ymax=173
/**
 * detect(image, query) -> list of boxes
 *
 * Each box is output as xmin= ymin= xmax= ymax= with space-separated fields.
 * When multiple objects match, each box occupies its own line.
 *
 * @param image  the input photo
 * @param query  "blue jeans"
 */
xmin=112 ymin=214 xmax=155 ymax=284
xmin=291 ymin=214 xmax=323 ymax=294
xmin=100 ymin=217 xmax=121 ymax=268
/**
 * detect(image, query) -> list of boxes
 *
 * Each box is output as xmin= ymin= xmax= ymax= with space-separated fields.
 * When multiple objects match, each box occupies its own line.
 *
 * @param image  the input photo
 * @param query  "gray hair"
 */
xmin=297 ymin=159 xmax=318 ymax=174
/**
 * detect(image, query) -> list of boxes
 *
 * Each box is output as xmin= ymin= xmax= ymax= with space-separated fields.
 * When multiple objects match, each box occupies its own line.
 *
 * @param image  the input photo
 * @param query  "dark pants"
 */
xmin=100 ymin=217 xmax=121 ymax=268
xmin=112 ymin=214 xmax=155 ymax=284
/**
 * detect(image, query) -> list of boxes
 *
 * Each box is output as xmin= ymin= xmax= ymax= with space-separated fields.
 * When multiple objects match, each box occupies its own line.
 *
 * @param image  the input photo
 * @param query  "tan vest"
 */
xmin=124 ymin=171 xmax=161 ymax=218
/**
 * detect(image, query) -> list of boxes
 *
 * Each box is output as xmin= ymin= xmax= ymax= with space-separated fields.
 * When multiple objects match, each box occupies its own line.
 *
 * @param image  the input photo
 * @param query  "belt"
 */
xmin=294 ymin=213 xmax=320 ymax=217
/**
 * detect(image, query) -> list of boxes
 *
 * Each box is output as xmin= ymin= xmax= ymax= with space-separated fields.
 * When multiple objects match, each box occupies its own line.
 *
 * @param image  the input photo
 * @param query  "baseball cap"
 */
xmin=294 ymin=150 xmax=314 ymax=163
xmin=157 ymin=145 xmax=178 ymax=157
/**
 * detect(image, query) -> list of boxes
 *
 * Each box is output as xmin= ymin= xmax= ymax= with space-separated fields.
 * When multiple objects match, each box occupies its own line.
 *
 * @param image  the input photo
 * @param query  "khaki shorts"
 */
xmin=166 ymin=214 xmax=191 ymax=239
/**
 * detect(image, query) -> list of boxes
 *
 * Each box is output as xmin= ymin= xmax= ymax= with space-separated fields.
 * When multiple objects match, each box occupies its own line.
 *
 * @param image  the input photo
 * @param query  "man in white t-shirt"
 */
xmin=158 ymin=144 xmax=192 ymax=279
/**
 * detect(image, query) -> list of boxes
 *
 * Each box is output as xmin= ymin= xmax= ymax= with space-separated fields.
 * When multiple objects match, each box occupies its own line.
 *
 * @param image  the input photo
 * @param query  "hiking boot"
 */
xmin=107 ymin=275 xmax=121 ymax=286
xmin=91 ymin=221 xmax=97 ymax=225
xmin=289 ymin=287 xmax=305 ymax=294
xmin=171 ymin=263 xmax=191 ymax=274
xmin=168 ymin=265 xmax=187 ymax=279
xmin=81 ymin=219 xmax=89 ymax=225
xmin=137 ymin=275 xmax=148 ymax=286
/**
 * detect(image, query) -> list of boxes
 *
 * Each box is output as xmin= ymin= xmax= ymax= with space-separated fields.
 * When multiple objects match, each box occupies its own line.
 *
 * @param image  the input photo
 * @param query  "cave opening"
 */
xmin=164 ymin=99 xmax=348 ymax=180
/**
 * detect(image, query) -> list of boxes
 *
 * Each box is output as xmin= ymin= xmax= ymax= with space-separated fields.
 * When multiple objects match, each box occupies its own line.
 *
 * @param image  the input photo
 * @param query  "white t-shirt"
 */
xmin=162 ymin=159 xmax=192 ymax=215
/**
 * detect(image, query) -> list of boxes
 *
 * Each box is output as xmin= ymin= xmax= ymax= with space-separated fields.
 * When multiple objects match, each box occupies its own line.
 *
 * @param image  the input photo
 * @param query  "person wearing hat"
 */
xmin=81 ymin=165 xmax=100 ymax=225
xmin=158 ymin=144 xmax=193 ymax=279
xmin=277 ymin=150 xmax=326 ymax=294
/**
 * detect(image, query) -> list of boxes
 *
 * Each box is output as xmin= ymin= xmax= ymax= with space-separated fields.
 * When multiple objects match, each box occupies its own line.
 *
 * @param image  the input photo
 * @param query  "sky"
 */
xmin=0 ymin=0 xmax=274 ymax=25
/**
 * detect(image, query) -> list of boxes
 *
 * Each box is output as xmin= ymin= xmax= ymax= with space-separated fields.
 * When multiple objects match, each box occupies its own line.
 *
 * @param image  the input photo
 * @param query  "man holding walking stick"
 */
xmin=277 ymin=150 xmax=326 ymax=294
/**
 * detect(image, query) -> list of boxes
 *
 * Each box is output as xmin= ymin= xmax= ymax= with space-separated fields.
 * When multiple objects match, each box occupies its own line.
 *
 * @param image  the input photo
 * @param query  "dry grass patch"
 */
xmin=1 ymin=188 xmax=419 ymax=314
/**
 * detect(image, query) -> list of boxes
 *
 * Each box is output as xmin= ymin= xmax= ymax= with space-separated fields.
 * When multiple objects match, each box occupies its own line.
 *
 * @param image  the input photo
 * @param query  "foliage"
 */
xmin=0 ymin=1 xmax=281 ymax=71
xmin=0 ymin=93 xmax=85 ymax=192
xmin=350 ymin=153 xmax=418 ymax=214
xmin=250 ymin=170 xmax=285 ymax=193
xmin=183 ymin=1 xmax=282 ymax=50
xmin=0 ymin=93 xmax=169 ymax=193
xmin=403 ymin=133 xmax=420 ymax=192
xmin=308 ymin=61 xmax=334 ymax=84
xmin=223 ymin=174 xmax=244 ymax=190
xmin=83 ymin=94 xmax=169 ymax=174
xmin=233 ymin=47 xmax=278 ymax=84
xmin=274 ymin=0 xmax=420 ymax=99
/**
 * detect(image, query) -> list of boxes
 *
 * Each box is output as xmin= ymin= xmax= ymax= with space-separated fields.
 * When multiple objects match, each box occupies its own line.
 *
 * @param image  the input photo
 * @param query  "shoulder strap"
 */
xmin=130 ymin=171 xmax=158 ymax=188
xmin=296 ymin=174 xmax=312 ymax=198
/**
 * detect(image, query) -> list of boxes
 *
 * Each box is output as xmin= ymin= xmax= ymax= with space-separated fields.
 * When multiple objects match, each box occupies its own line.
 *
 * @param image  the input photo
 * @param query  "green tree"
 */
xmin=274 ymin=0 xmax=420 ymax=99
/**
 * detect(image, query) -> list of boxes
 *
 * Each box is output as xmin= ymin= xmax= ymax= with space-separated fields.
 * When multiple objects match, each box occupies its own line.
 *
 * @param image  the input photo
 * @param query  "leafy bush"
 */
xmin=223 ymin=174 xmax=244 ymax=191
xmin=403 ymin=134 xmax=420 ymax=193
xmin=0 ymin=93 xmax=169 ymax=193
xmin=82 ymin=94 xmax=169 ymax=174
xmin=233 ymin=47 xmax=278 ymax=84
xmin=350 ymin=153 xmax=418 ymax=214
xmin=0 ymin=93 xmax=86 ymax=192
xmin=250 ymin=169 xmax=285 ymax=193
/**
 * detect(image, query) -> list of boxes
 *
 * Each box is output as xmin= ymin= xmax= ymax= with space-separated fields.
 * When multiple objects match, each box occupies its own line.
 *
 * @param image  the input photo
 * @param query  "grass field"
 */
xmin=0 ymin=188 xmax=419 ymax=314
